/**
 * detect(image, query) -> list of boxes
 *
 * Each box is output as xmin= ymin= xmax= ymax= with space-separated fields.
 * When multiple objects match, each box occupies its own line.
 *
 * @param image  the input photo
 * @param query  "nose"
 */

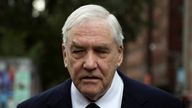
xmin=83 ymin=52 xmax=97 ymax=71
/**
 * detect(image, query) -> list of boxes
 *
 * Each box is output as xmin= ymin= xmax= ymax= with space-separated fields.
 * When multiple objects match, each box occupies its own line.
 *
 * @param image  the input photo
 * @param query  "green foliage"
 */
xmin=0 ymin=0 xmax=150 ymax=90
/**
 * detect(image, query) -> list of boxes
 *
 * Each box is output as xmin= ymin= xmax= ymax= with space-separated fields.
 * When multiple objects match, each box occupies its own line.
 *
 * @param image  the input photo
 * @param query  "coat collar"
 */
xmin=47 ymin=79 xmax=72 ymax=108
xmin=118 ymin=71 xmax=152 ymax=108
xmin=46 ymin=71 xmax=152 ymax=108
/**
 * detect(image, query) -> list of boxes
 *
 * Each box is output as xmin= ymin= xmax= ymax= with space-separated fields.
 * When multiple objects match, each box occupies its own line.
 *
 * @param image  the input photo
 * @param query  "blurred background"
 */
xmin=0 ymin=0 xmax=192 ymax=107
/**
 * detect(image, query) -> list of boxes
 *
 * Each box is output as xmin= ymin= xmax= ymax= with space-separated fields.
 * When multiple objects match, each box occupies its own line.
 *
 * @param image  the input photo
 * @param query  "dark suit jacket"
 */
xmin=17 ymin=71 xmax=185 ymax=108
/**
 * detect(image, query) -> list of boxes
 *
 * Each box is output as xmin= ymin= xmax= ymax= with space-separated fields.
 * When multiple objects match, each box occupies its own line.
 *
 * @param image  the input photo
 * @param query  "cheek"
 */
xmin=98 ymin=54 xmax=119 ymax=77
xmin=98 ymin=58 xmax=117 ymax=78
xmin=99 ymin=55 xmax=119 ymax=70
xmin=67 ymin=53 xmax=80 ymax=68
xmin=67 ymin=57 xmax=83 ymax=78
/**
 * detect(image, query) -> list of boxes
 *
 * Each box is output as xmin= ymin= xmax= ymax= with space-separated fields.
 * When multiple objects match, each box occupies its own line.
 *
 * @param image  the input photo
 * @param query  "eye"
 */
xmin=71 ymin=48 xmax=86 ymax=59
xmin=97 ymin=49 xmax=108 ymax=53
xmin=95 ymin=47 xmax=109 ymax=54
xmin=72 ymin=49 xmax=84 ymax=54
xmin=71 ymin=45 xmax=85 ymax=54
xmin=95 ymin=47 xmax=110 ymax=58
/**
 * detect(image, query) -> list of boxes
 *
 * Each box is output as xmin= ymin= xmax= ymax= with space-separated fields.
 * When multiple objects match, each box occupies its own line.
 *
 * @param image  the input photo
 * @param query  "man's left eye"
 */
xmin=97 ymin=50 xmax=108 ymax=53
xmin=95 ymin=47 xmax=109 ymax=53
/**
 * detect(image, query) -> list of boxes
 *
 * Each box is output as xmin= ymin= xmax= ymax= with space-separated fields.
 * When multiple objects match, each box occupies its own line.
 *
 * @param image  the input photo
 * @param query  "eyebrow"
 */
xmin=94 ymin=44 xmax=110 ymax=50
xmin=70 ymin=40 xmax=111 ymax=47
xmin=70 ymin=42 xmax=83 ymax=50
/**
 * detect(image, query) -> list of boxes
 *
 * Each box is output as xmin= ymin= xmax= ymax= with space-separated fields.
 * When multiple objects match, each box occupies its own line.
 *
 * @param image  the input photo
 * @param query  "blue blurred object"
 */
xmin=0 ymin=66 xmax=14 ymax=108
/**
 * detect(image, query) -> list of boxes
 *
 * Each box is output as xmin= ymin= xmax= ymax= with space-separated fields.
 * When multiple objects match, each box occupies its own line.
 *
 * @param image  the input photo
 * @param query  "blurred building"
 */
xmin=120 ymin=0 xmax=185 ymax=94
xmin=183 ymin=0 xmax=192 ymax=107
xmin=120 ymin=1 xmax=192 ymax=107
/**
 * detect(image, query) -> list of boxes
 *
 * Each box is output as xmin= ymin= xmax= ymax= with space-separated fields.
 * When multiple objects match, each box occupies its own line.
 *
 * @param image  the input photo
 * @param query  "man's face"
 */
xmin=63 ymin=19 xmax=123 ymax=101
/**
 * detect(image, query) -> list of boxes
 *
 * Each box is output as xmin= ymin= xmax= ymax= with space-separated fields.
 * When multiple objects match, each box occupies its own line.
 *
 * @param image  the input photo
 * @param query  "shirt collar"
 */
xmin=71 ymin=71 xmax=124 ymax=108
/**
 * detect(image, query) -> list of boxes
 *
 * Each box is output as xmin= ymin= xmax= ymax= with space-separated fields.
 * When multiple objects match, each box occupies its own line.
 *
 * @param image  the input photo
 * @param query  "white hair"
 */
xmin=62 ymin=4 xmax=124 ymax=46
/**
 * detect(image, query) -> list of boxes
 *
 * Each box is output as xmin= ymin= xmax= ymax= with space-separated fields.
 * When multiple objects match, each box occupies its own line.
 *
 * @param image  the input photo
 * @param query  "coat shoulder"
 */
xmin=118 ymin=71 xmax=185 ymax=108
xmin=17 ymin=79 xmax=71 ymax=108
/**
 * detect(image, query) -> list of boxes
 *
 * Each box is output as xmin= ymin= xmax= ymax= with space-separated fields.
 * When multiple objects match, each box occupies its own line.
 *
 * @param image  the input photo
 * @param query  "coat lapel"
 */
xmin=47 ymin=79 xmax=73 ymax=108
xmin=118 ymin=71 xmax=151 ymax=108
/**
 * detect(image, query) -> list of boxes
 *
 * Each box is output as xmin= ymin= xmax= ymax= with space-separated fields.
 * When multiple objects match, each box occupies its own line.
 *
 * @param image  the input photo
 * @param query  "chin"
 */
xmin=84 ymin=93 xmax=101 ymax=102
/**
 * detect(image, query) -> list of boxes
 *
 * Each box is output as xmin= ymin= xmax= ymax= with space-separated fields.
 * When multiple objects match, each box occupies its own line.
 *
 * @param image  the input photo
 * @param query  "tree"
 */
xmin=0 ymin=0 xmax=150 ymax=90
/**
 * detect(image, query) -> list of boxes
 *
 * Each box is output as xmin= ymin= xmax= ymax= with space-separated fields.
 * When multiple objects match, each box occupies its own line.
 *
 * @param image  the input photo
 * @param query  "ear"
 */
xmin=62 ymin=44 xmax=68 ymax=67
xmin=117 ymin=46 xmax=123 ymax=66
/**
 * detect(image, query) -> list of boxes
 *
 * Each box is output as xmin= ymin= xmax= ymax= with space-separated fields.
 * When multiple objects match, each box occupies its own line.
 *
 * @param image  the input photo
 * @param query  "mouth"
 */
xmin=81 ymin=76 xmax=101 ymax=82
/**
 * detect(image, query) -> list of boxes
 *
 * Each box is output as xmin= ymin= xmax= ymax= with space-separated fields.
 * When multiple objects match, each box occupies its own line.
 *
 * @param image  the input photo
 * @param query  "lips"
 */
xmin=81 ymin=76 xmax=101 ymax=82
xmin=84 ymin=76 xmax=99 ymax=79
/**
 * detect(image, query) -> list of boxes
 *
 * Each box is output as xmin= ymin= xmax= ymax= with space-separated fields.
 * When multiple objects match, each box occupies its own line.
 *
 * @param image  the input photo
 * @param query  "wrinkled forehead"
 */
xmin=66 ymin=19 xmax=116 ymax=46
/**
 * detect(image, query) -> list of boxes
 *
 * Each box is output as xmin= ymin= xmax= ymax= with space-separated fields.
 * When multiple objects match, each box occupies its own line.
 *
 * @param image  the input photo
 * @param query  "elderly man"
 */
xmin=17 ymin=4 xmax=185 ymax=108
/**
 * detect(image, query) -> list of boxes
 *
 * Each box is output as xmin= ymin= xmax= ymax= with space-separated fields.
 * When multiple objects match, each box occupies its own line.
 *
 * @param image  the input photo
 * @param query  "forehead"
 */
xmin=67 ymin=19 xmax=115 ymax=45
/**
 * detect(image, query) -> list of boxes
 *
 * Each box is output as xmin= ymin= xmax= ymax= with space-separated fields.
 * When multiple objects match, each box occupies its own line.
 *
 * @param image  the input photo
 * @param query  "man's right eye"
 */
xmin=72 ymin=50 xmax=84 ymax=53
xmin=71 ymin=49 xmax=85 ymax=59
